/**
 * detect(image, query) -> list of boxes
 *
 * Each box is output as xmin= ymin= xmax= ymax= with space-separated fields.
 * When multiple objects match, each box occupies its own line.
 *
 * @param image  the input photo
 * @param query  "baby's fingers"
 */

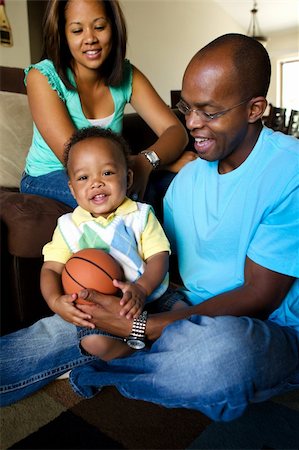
xmin=119 ymin=291 xmax=132 ymax=306
xmin=132 ymin=305 xmax=144 ymax=319
xmin=120 ymin=301 xmax=141 ymax=319
xmin=71 ymin=313 xmax=95 ymax=328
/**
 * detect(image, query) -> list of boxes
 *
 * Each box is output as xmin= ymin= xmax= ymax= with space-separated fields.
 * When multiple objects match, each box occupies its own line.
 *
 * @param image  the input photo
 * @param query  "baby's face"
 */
xmin=68 ymin=137 xmax=132 ymax=218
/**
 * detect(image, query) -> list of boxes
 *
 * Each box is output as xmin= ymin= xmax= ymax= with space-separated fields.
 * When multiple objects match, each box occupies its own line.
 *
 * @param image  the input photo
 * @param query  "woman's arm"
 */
xmin=26 ymin=69 xmax=76 ymax=162
xmin=128 ymin=67 xmax=189 ymax=198
xmin=130 ymin=66 xmax=188 ymax=165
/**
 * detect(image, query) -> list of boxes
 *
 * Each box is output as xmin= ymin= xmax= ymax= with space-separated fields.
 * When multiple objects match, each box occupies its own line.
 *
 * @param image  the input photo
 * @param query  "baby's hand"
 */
xmin=113 ymin=279 xmax=146 ymax=319
xmin=52 ymin=293 xmax=95 ymax=328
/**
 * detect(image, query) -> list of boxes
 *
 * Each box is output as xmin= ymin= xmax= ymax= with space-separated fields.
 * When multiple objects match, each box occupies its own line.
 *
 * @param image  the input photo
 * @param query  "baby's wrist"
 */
xmin=134 ymin=282 xmax=148 ymax=297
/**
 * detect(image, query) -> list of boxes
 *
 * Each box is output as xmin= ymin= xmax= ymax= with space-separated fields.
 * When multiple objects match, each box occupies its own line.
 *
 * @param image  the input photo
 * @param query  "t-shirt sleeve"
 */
xmin=42 ymin=226 xmax=73 ymax=264
xmin=24 ymin=59 xmax=68 ymax=102
xmin=141 ymin=209 xmax=170 ymax=261
xmin=247 ymin=177 xmax=299 ymax=277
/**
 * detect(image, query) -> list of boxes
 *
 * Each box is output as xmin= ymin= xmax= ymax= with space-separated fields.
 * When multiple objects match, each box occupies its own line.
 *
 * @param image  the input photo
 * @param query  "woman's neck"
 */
xmin=72 ymin=62 xmax=104 ymax=90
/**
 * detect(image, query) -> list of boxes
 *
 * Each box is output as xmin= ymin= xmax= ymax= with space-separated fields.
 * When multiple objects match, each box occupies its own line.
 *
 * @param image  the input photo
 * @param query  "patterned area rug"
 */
xmin=1 ymin=381 xmax=299 ymax=449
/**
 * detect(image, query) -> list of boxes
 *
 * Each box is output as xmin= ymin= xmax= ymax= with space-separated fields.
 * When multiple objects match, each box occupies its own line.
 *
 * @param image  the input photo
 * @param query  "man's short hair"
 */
xmin=197 ymin=33 xmax=271 ymax=98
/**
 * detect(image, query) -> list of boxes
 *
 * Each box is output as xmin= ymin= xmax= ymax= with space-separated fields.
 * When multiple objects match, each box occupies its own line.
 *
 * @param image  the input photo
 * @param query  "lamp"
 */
xmin=247 ymin=1 xmax=268 ymax=46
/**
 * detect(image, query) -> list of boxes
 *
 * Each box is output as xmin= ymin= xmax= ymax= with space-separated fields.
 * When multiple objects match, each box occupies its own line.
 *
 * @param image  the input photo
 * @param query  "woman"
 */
xmin=20 ymin=0 xmax=193 ymax=209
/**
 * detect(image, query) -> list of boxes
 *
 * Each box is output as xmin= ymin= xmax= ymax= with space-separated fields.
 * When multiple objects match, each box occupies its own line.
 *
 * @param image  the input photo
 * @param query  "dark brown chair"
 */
xmin=286 ymin=109 xmax=299 ymax=138
xmin=264 ymin=104 xmax=287 ymax=132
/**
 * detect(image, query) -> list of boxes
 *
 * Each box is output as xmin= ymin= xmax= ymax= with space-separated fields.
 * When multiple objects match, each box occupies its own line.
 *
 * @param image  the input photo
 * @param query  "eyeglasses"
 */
xmin=176 ymin=97 xmax=252 ymax=122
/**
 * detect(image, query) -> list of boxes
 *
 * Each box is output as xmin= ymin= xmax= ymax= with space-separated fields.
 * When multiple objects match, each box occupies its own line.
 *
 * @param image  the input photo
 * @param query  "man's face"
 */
xmin=181 ymin=51 xmax=252 ymax=168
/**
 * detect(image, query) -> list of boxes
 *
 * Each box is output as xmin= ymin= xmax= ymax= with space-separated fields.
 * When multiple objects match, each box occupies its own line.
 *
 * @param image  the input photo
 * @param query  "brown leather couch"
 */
xmin=0 ymin=68 xmax=191 ymax=335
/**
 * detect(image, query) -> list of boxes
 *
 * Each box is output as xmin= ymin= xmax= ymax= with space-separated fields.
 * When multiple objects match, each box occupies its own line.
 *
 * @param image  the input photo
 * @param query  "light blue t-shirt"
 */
xmin=164 ymin=127 xmax=299 ymax=332
xmin=23 ymin=59 xmax=133 ymax=176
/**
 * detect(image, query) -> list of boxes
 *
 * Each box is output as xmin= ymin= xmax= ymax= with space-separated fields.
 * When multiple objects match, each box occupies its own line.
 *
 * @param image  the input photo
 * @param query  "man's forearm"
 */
xmin=145 ymin=283 xmax=282 ymax=341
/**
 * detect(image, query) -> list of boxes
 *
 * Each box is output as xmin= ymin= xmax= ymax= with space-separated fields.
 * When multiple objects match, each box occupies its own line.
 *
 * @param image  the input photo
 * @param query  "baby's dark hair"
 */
xmin=64 ymin=127 xmax=131 ymax=172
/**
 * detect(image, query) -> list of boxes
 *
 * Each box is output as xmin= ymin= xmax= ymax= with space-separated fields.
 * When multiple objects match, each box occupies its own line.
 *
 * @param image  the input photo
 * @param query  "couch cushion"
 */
xmin=0 ymin=91 xmax=32 ymax=188
xmin=0 ymin=189 xmax=72 ymax=257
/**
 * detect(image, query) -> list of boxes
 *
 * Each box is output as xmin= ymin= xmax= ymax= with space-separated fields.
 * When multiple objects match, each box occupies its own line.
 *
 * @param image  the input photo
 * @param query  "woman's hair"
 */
xmin=64 ymin=127 xmax=131 ymax=172
xmin=42 ymin=0 xmax=127 ymax=90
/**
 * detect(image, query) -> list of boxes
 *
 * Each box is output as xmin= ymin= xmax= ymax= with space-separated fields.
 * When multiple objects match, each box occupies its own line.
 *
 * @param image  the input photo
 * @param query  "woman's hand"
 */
xmin=164 ymin=151 xmax=198 ymax=173
xmin=128 ymin=153 xmax=153 ymax=200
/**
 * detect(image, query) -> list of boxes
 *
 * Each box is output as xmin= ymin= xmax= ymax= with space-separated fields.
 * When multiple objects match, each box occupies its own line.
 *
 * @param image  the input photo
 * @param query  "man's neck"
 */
xmin=218 ymin=122 xmax=263 ymax=174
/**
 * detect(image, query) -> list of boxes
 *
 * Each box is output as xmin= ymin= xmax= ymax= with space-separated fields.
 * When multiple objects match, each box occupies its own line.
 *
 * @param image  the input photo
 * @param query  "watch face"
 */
xmin=127 ymin=339 xmax=146 ymax=350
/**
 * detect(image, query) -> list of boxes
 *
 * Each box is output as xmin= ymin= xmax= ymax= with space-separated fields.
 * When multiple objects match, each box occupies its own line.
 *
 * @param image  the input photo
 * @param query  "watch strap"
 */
xmin=126 ymin=311 xmax=148 ymax=343
xmin=140 ymin=150 xmax=160 ymax=169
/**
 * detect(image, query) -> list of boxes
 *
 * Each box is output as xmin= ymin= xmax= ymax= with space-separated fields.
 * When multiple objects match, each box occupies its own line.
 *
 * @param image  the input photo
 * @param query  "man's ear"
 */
xmin=248 ymin=97 xmax=268 ymax=123
xmin=68 ymin=180 xmax=76 ymax=199
xmin=127 ymin=169 xmax=134 ymax=190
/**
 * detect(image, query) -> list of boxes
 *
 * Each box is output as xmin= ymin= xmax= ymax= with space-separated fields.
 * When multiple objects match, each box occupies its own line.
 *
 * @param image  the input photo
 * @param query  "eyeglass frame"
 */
xmin=176 ymin=97 xmax=252 ymax=122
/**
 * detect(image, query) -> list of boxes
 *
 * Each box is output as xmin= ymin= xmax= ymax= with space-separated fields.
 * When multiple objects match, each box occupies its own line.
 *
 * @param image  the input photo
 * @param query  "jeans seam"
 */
xmin=0 ymin=356 xmax=94 ymax=393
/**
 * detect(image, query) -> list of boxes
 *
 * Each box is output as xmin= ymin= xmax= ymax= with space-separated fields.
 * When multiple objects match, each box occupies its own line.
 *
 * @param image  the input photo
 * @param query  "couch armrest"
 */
xmin=0 ymin=189 xmax=72 ymax=258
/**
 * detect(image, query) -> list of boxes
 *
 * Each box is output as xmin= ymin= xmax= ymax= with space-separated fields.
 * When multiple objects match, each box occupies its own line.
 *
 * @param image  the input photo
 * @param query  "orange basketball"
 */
xmin=62 ymin=248 xmax=123 ymax=304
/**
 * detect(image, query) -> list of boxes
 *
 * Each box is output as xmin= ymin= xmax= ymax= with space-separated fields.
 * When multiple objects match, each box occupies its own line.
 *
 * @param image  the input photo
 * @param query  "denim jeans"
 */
xmin=0 ymin=315 xmax=95 ymax=406
xmin=20 ymin=170 xmax=177 ymax=216
xmin=1 ymin=314 xmax=298 ymax=421
xmin=20 ymin=171 xmax=78 ymax=208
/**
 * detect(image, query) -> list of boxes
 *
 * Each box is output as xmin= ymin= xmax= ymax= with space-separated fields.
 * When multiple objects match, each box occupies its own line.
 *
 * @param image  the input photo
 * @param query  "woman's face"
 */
xmin=65 ymin=0 xmax=112 ymax=73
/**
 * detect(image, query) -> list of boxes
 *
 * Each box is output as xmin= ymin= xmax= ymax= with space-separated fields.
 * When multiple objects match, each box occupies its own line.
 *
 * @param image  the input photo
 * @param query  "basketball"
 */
xmin=62 ymin=248 xmax=123 ymax=304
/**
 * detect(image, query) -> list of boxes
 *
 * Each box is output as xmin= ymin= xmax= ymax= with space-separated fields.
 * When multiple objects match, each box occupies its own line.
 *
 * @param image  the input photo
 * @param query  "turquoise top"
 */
xmin=24 ymin=59 xmax=133 ymax=176
xmin=164 ymin=127 xmax=299 ymax=332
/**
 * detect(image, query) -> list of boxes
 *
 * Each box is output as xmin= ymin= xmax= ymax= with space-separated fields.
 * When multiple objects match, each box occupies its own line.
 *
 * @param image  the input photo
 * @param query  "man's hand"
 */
xmin=75 ymin=289 xmax=133 ymax=338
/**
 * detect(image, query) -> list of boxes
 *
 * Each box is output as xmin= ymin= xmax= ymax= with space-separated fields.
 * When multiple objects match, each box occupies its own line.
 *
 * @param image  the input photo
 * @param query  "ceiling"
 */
xmin=213 ymin=0 xmax=299 ymax=34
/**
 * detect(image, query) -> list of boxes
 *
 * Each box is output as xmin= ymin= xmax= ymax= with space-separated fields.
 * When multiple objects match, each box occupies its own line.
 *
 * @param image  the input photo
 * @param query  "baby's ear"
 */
xmin=68 ymin=180 xmax=76 ymax=199
xmin=127 ymin=169 xmax=134 ymax=189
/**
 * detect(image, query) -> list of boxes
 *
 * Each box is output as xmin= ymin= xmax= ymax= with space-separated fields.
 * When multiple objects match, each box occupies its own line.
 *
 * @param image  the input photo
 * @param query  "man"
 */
xmin=70 ymin=33 xmax=299 ymax=421
xmin=1 ymin=34 xmax=298 ymax=421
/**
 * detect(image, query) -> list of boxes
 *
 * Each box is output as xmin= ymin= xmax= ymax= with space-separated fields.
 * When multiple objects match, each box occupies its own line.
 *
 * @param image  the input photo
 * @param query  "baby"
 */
xmin=41 ymin=127 xmax=186 ymax=361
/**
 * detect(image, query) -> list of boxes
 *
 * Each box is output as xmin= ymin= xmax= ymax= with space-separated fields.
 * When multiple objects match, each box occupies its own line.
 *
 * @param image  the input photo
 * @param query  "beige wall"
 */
xmin=122 ymin=0 xmax=298 ymax=109
xmin=1 ymin=0 xmax=298 ymax=109
xmin=266 ymin=27 xmax=299 ymax=106
xmin=0 ymin=0 xmax=31 ymax=68
xmin=122 ymin=0 xmax=244 ymax=107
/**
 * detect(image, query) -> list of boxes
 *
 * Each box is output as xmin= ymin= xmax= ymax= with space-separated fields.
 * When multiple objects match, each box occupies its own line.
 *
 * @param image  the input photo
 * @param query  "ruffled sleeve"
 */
xmin=24 ymin=59 xmax=71 ymax=102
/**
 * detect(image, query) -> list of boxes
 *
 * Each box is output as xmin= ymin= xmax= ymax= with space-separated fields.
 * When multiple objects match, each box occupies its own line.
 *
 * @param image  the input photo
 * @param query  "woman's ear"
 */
xmin=248 ymin=97 xmax=268 ymax=123
xmin=127 ymin=169 xmax=134 ymax=190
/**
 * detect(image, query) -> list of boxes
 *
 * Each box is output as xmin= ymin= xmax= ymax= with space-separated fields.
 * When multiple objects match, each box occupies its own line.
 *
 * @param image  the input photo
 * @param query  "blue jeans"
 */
xmin=1 ymin=314 xmax=298 ymax=421
xmin=20 ymin=171 xmax=78 ymax=208
xmin=0 ymin=315 xmax=95 ymax=406
xmin=20 ymin=170 xmax=176 ymax=218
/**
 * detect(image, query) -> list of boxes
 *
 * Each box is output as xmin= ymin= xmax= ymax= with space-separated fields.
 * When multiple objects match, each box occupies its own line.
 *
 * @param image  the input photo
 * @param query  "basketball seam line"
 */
xmin=68 ymin=256 xmax=115 ymax=282
xmin=64 ymin=266 xmax=87 ymax=289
